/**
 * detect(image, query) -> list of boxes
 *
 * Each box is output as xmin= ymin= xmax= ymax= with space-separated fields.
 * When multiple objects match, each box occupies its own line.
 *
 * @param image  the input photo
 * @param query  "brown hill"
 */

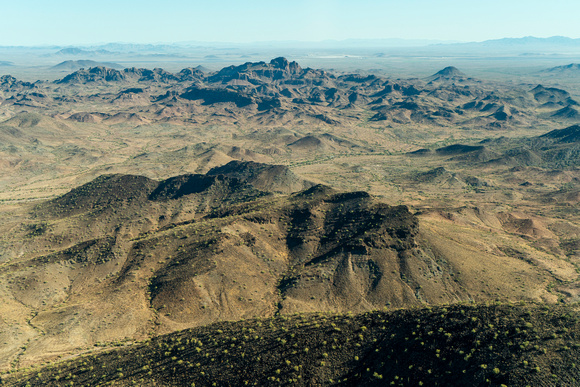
xmin=288 ymin=134 xmax=365 ymax=153
xmin=542 ymin=63 xmax=580 ymax=74
xmin=540 ymin=124 xmax=580 ymax=143
xmin=0 ymin=162 xmax=567 ymax=370
xmin=426 ymin=66 xmax=469 ymax=82
xmin=551 ymin=105 xmax=580 ymax=119
xmin=207 ymin=160 xmax=314 ymax=194
xmin=531 ymin=84 xmax=578 ymax=106
xmin=52 ymin=60 xmax=123 ymax=71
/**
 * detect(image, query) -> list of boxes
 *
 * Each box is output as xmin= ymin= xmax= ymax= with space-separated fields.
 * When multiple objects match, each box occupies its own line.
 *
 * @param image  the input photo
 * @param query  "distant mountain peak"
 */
xmin=434 ymin=66 xmax=465 ymax=77
xmin=55 ymin=47 xmax=116 ymax=56
xmin=426 ymin=66 xmax=467 ymax=82
xmin=52 ymin=59 xmax=123 ymax=71
xmin=542 ymin=63 xmax=580 ymax=74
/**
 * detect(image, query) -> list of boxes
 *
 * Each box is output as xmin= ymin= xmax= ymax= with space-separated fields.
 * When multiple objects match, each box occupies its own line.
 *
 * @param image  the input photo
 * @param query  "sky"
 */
xmin=2 ymin=0 xmax=580 ymax=46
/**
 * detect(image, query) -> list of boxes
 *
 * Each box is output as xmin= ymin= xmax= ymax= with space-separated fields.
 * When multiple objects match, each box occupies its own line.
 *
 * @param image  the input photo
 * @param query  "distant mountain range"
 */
xmin=55 ymin=47 xmax=117 ymax=56
xmin=460 ymin=36 xmax=580 ymax=47
xmin=542 ymin=63 xmax=580 ymax=75
xmin=52 ymin=60 xmax=124 ymax=71
xmin=3 ymin=36 xmax=580 ymax=53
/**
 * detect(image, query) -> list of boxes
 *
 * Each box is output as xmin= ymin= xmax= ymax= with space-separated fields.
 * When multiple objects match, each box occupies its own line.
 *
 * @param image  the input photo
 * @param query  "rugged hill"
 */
xmin=0 ymin=159 xmax=573 ymax=371
xmin=206 ymin=160 xmax=315 ymax=194
xmin=425 ymin=66 xmax=469 ymax=82
xmin=541 ymin=124 xmax=580 ymax=143
xmin=3 ymin=303 xmax=579 ymax=386
xmin=531 ymin=84 xmax=578 ymax=106
xmin=410 ymin=124 xmax=580 ymax=168
xmin=0 ymin=58 xmax=576 ymax=129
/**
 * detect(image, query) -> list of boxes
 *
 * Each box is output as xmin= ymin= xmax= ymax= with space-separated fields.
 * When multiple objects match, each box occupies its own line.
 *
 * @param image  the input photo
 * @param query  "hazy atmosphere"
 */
xmin=4 ymin=0 xmax=580 ymax=45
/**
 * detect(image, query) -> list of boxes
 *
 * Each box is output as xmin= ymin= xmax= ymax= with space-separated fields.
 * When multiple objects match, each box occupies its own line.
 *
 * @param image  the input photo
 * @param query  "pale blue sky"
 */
xmin=2 ymin=0 xmax=579 ymax=46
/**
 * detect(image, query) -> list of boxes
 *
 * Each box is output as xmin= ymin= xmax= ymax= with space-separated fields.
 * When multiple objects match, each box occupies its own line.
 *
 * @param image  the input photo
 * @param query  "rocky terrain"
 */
xmin=1 ymin=57 xmax=577 ymax=130
xmin=0 ymin=58 xmax=579 ymax=384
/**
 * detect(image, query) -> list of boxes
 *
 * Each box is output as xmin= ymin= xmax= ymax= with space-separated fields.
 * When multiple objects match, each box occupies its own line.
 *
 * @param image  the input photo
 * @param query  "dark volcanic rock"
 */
xmin=39 ymin=174 xmax=158 ymax=217
xmin=540 ymin=124 xmax=580 ymax=143
xmin=180 ymin=87 xmax=254 ymax=107
xmin=531 ymin=84 xmax=578 ymax=106
xmin=551 ymin=105 xmax=580 ymax=119
xmin=427 ymin=66 xmax=468 ymax=82
xmin=207 ymin=160 xmax=314 ymax=194
xmin=123 ymin=67 xmax=180 ymax=83
xmin=436 ymin=144 xmax=485 ymax=155
xmin=208 ymin=57 xmax=304 ymax=84
xmin=149 ymin=174 xmax=245 ymax=200
xmin=0 ymin=75 xmax=35 ymax=92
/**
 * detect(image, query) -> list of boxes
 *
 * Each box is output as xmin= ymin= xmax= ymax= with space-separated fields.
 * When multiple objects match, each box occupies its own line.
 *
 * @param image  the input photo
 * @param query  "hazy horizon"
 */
xmin=2 ymin=36 xmax=579 ymax=49
xmin=4 ymin=0 xmax=580 ymax=46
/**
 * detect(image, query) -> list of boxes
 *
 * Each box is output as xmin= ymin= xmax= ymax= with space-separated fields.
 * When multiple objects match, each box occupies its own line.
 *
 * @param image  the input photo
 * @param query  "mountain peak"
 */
xmin=269 ymin=57 xmax=302 ymax=73
xmin=434 ymin=66 xmax=465 ymax=77
xmin=426 ymin=66 xmax=467 ymax=82
xmin=270 ymin=57 xmax=289 ymax=69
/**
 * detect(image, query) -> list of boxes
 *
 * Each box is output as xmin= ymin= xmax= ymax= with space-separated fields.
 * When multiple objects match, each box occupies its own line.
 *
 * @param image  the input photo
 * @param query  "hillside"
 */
xmin=0 ymin=157 xmax=577 ymax=371
xmin=542 ymin=63 xmax=580 ymax=75
xmin=3 ymin=303 xmax=579 ymax=386
xmin=1 ymin=58 xmax=580 ymax=383
xmin=0 ymin=58 xmax=577 ymax=130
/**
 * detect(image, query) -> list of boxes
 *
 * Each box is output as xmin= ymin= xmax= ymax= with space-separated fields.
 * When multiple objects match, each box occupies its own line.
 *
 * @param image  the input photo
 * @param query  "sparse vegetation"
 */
xmin=0 ymin=57 xmax=579 ymax=384
xmin=3 ymin=303 xmax=580 ymax=386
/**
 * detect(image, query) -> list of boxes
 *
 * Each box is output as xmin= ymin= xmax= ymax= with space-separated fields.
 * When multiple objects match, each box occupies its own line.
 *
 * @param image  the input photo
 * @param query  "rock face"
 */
xmin=0 ymin=75 xmax=34 ymax=92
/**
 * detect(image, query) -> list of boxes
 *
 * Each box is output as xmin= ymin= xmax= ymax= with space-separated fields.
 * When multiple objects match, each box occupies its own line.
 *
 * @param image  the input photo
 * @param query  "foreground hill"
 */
xmin=3 ymin=303 xmax=579 ymax=386
xmin=0 ymin=160 xmax=574 ymax=371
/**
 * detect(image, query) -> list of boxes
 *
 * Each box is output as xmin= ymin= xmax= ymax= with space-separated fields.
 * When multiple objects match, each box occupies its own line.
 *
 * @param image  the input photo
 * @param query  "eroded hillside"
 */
xmin=0 ymin=161 xmax=576 ymax=371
